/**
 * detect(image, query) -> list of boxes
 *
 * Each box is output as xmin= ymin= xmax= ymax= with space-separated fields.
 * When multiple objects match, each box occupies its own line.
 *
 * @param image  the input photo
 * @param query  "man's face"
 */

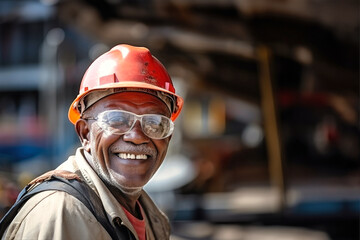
xmin=80 ymin=92 xmax=172 ymax=194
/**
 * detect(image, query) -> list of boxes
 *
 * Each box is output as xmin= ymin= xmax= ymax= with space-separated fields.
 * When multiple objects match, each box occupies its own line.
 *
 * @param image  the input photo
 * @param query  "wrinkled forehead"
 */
xmin=79 ymin=88 xmax=174 ymax=116
xmin=83 ymin=91 xmax=171 ymax=116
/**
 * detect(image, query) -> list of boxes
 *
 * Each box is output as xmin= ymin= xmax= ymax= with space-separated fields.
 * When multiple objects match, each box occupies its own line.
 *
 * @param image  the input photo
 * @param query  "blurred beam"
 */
xmin=159 ymin=28 xmax=256 ymax=59
xmin=167 ymin=0 xmax=357 ymax=36
xmin=257 ymin=46 xmax=286 ymax=210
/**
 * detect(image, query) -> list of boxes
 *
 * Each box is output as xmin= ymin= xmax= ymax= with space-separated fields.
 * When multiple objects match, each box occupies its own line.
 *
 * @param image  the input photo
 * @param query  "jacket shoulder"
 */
xmin=3 ymin=190 xmax=111 ymax=240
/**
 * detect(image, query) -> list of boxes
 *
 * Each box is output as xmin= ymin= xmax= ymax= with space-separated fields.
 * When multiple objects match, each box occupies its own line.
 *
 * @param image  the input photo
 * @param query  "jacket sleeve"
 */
xmin=3 ymin=190 xmax=112 ymax=240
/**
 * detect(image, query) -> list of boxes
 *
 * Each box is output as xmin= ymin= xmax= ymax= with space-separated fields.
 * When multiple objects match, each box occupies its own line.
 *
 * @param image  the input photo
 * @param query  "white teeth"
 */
xmin=118 ymin=153 xmax=148 ymax=160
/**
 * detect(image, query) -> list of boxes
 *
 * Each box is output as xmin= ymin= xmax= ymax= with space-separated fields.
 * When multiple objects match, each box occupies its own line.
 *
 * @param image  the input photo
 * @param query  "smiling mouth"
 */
xmin=116 ymin=153 xmax=148 ymax=160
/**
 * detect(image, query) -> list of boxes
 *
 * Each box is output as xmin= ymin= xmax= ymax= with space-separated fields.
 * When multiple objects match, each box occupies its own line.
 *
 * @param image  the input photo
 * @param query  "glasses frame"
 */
xmin=83 ymin=109 xmax=174 ymax=140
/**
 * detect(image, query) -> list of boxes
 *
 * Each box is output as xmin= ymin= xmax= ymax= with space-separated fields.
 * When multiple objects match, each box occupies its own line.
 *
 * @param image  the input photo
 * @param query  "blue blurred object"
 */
xmin=0 ymin=140 xmax=47 ymax=163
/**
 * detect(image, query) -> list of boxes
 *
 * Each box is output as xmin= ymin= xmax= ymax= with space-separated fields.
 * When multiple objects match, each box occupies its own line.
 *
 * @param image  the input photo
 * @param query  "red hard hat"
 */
xmin=68 ymin=44 xmax=183 ymax=124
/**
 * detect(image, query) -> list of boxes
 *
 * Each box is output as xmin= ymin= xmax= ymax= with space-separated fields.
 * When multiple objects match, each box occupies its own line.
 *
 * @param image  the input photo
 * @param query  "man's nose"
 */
xmin=122 ymin=121 xmax=150 ymax=144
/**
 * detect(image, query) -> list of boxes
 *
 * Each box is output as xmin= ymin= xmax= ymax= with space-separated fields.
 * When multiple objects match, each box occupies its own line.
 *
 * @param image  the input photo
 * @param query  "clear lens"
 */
xmin=96 ymin=110 xmax=174 ymax=139
xmin=100 ymin=110 xmax=134 ymax=133
xmin=142 ymin=115 xmax=173 ymax=139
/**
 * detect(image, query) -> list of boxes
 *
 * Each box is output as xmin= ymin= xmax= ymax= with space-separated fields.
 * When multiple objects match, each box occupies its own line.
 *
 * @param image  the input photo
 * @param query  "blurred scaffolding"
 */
xmin=0 ymin=1 xmax=359 ymax=240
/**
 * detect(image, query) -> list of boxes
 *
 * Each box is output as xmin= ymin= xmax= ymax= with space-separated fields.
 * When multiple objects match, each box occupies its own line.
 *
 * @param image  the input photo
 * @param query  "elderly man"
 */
xmin=1 ymin=44 xmax=183 ymax=239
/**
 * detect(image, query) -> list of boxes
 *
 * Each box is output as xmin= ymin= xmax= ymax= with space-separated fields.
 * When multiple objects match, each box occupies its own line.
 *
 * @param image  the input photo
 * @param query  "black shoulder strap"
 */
xmin=0 ymin=176 xmax=124 ymax=240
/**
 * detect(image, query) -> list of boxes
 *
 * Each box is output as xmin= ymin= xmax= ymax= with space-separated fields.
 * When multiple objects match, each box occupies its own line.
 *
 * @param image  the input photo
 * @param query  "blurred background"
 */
xmin=0 ymin=0 xmax=359 ymax=239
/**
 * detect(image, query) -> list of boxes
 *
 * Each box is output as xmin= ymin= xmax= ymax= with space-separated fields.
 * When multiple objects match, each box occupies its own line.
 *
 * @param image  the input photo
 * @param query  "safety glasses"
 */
xmin=84 ymin=110 xmax=174 ymax=139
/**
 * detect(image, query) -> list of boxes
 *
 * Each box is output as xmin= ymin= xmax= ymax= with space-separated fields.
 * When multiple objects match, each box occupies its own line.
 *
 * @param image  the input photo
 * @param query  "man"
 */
xmin=2 ymin=44 xmax=183 ymax=239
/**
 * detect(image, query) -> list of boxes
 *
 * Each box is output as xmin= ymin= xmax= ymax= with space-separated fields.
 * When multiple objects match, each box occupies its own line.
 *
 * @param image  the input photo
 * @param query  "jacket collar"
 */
xmin=61 ymin=147 xmax=170 ymax=239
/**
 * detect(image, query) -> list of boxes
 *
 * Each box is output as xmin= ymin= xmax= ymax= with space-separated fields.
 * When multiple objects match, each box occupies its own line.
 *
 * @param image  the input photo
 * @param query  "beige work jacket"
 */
xmin=2 ymin=147 xmax=171 ymax=240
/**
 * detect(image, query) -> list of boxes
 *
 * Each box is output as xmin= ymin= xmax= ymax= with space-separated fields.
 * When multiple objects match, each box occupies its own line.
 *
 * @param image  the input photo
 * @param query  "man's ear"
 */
xmin=75 ymin=119 xmax=91 ymax=152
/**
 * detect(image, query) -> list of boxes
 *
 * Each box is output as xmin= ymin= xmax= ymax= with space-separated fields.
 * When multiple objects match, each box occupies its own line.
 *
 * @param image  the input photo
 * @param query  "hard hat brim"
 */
xmin=68 ymin=81 xmax=183 ymax=124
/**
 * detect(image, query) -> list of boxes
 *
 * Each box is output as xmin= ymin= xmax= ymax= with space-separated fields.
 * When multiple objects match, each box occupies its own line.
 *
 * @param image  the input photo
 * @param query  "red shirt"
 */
xmin=122 ymin=201 xmax=146 ymax=240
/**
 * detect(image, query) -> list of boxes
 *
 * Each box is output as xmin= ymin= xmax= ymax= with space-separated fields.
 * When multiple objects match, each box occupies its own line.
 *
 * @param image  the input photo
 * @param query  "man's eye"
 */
xmin=144 ymin=123 xmax=162 ymax=133
xmin=108 ymin=116 xmax=128 ymax=126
